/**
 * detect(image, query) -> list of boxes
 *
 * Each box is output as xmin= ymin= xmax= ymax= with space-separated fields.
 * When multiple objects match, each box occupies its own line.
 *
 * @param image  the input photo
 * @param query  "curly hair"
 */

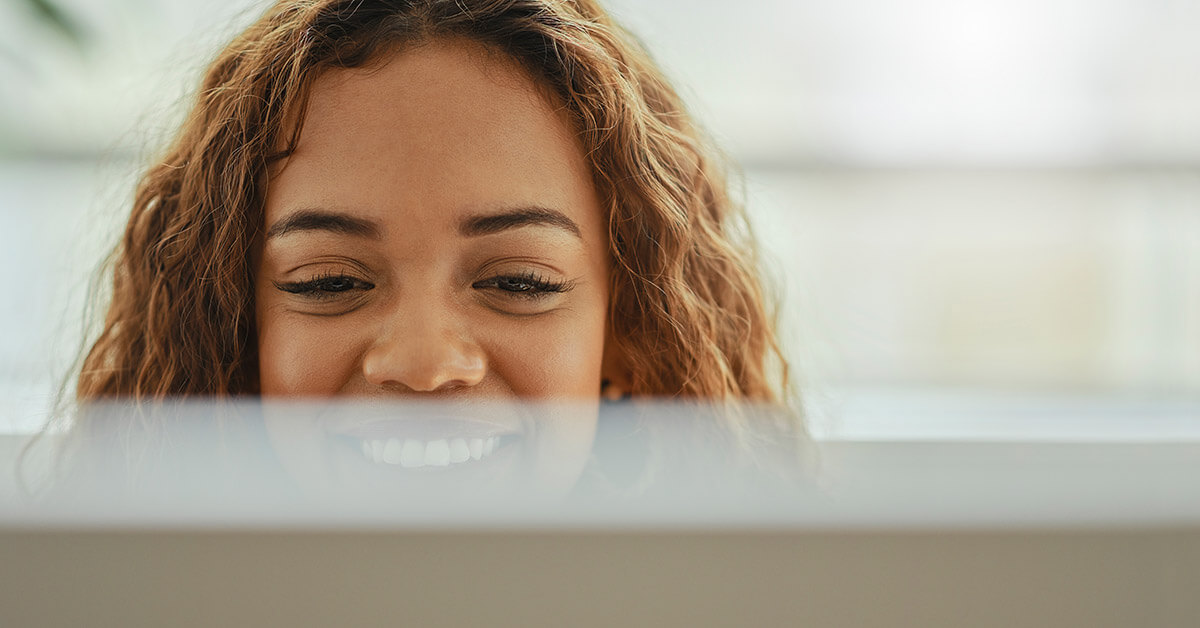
xmin=77 ymin=0 xmax=795 ymax=412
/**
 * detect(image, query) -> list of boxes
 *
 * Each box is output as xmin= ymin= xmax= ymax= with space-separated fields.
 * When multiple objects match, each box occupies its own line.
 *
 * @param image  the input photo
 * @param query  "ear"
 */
xmin=600 ymin=326 xmax=632 ymax=400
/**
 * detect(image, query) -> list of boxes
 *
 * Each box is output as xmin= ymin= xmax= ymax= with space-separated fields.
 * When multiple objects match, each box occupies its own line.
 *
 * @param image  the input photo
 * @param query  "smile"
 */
xmin=358 ymin=435 xmax=506 ymax=468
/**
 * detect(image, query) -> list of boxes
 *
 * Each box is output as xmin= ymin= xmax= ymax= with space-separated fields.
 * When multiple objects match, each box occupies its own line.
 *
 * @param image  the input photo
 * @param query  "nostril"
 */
xmin=433 ymin=379 xmax=469 ymax=393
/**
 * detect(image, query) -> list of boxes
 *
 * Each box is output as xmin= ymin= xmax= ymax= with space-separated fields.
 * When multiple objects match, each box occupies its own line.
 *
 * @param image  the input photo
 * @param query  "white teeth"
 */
xmin=383 ymin=438 xmax=402 ymax=464
xmin=449 ymin=438 xmax=470 ymax=463
xmin=400 ymin=439 xmax=425 ymax=468
xmin=360 ymin=436 xmax=506 ymax=468
xmin=425 ymin=439 xmax=450 ymax=467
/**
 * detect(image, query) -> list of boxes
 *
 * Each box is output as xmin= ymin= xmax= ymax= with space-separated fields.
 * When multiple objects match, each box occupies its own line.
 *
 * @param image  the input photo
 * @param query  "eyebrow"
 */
xmin=265 ymin=209 xmax=382 ymax=240
xmin=264 ymin=205 xmax=582 ymax=240
xmin=460 ymin=206 xmax=582 ymax=239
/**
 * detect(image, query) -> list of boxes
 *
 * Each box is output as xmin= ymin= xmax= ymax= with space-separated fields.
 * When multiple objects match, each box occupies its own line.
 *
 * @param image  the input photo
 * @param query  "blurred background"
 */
xmin=1 ymin=0 xmax=1197 ymax=437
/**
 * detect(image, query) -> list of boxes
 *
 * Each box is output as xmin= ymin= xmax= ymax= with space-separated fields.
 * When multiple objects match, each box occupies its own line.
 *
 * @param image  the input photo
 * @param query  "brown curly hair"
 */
xmin=76 ymin=0 xmax=795 ymax=413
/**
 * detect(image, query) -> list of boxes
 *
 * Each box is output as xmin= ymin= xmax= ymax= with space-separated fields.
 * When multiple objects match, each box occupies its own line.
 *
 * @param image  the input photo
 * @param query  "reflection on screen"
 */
xmin=7 ymin=399 xmax=1200 ymax=529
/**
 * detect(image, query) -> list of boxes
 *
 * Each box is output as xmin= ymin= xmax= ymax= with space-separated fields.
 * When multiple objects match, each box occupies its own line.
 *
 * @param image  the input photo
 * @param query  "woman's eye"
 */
xmin=495 ymin=276 xmax=551 ymax=293
xmin=274 ymin=275 xmax=374 ymax=298
xmin=472 ymin=272 xmax=573 ymax=299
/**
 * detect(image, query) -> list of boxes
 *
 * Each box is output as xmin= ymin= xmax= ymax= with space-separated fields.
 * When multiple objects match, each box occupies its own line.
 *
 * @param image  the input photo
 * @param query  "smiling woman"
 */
xmin=256 ymin=41 xmax=611 ymax=402
xmin=68 ymin=0 xmax=804 ymax=490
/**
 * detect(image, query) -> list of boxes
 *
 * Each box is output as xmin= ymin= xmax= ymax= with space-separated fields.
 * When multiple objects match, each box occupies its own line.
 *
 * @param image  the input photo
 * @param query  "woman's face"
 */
xmin=254 ymin=39 xmax=611 ymax=493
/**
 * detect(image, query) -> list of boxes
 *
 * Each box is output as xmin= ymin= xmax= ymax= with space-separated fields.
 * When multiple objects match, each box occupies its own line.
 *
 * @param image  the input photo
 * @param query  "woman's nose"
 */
xmin=360 ymin=298 xmax=487 ymax=392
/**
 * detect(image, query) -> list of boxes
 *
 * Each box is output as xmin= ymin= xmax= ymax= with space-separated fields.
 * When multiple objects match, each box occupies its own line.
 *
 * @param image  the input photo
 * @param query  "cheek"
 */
xmin=488 ymin=306 xmax=607 ymax=399
xmin=482 ymin=304 xmax=605 ymax=494
xmin=257 ymin=304 xmax=362 ymax=396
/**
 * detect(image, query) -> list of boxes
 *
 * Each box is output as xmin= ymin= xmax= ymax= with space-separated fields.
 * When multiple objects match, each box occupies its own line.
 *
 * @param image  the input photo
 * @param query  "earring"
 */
xmin=600 ymin=378 xmax=632 ymax=402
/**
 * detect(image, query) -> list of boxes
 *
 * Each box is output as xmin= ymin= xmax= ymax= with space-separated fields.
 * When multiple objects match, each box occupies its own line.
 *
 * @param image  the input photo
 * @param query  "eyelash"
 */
xmin=472 ymin=271 xmax=574 ymax=298
xmin=274 ymin=271 xmax=572 ymax=300
xmin=274 ymin=273 xmax=374 ymax=299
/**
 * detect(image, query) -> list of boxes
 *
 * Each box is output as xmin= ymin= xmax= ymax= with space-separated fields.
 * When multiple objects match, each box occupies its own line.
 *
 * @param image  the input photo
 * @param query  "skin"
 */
xmin=254 ymin=39 xmax=613 ymax=494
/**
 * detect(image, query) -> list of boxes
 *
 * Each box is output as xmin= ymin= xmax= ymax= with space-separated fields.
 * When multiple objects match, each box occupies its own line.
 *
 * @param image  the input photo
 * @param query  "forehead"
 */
xmin=266 ymin=38 xmax=597 ymax=232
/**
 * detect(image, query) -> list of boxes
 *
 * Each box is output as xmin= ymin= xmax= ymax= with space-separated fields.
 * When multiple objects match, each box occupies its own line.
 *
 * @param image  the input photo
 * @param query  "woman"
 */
xmin=70 ymin=0 xmax=804 ymax=491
